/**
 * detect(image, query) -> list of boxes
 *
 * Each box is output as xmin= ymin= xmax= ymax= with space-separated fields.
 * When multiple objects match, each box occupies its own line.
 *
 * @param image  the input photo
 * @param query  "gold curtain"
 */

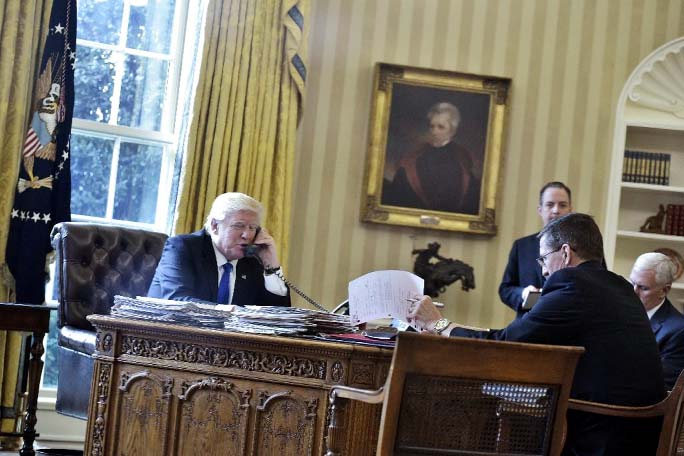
xmin=0 ymin=0 xmax=52 ymax=442
xmin=175 ymin=0 xmax=309 ymax=268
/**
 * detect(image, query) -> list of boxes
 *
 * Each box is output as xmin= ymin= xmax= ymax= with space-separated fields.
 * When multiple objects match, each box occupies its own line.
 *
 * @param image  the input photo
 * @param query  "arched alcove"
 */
xmin=604 ymin=37 xmax=684 ymax=309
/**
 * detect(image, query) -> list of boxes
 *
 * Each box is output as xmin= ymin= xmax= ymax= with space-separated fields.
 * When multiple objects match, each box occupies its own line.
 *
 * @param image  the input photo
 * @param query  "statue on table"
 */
xmin=412 ymin=242 xmax=476 ymax=298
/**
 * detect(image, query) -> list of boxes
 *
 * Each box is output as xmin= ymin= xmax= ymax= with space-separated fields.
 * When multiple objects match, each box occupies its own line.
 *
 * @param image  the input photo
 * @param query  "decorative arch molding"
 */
xmin=625 ymin=37 xmax=684 ymax=118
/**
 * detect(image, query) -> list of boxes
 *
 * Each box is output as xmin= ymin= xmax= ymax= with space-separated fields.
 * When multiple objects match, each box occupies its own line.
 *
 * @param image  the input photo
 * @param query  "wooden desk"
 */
xmin=85 ymin=315 xmax=392 ymax=455
xmin=0 ymin=303 xmax=56 ymax=456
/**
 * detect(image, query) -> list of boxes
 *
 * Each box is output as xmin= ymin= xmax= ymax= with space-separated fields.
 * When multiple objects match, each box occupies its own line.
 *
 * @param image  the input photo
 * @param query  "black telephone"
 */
xmin=243 ymin=227 xmax=266 ymax=257
xmin=242 ymin=227 xmax=330 ymax=313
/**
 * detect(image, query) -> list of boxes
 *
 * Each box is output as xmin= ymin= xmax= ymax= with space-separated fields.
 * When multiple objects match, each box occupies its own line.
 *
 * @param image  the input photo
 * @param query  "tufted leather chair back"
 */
xmin=52 ymin=222 xmax=168 ymax=331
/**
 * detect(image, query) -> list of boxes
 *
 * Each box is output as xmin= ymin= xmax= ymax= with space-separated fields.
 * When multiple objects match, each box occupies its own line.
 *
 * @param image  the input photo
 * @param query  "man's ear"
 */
xmin=210 ymin=219 xmax=219 ymax=234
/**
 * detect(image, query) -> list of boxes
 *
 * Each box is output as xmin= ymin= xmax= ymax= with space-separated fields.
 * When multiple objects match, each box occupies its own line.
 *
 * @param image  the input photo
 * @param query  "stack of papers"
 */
xmin=111 ymin=296 xmax=232 ymax=328
xmin=230 ymin=306 xmax=356 ymax=335
xmin=110 ymin=296 xmax=356 ymax=336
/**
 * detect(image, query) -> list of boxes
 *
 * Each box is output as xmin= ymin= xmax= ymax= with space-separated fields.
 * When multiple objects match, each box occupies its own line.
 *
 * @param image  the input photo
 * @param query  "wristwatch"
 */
xmin=264 ymin=266 xmax=281 ymax=276
xmin=431 ymin=318 xmax=451 ymax=334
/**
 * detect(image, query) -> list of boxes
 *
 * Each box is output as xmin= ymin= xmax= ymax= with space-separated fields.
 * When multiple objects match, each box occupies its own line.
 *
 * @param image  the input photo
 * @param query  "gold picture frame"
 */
xmin=361 ymin=63 xmax=510 ymax=235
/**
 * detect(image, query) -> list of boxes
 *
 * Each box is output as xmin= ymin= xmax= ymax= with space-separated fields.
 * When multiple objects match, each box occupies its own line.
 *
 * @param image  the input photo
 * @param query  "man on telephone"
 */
xmin=148 ymin=192 xmax=290 ymax=307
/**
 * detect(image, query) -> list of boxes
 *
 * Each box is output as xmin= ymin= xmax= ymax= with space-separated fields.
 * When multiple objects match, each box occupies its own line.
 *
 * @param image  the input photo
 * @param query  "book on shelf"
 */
xmin=622 ymin=150 xmax=670 ymax=185
xmin=665 ymin=204 xmax=684 ymax=237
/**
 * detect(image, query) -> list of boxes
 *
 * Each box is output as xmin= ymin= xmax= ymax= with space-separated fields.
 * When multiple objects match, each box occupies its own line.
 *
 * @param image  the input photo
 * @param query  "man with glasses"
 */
xmin=408 ymin=213 xmax=664 ymax=455
xmin=148 ymin=192 xmax=290 ymax=307
xmin=499 ymin=181 xmax=572 ymax=318
xmin=630 ymin=252 xmax=684 ymax=390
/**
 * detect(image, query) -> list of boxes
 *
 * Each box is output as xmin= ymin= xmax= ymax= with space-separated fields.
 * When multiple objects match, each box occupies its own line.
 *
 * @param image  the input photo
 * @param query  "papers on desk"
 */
xmin=111 ymin=296 xmax=355 ymax=336
xmin=348 ymin=270 xmax=423 ymax=325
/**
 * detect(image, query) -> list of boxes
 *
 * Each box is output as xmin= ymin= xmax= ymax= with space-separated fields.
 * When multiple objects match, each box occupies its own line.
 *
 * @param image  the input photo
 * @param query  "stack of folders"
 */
xmin=110 ymin=296 xmax=356 ymax=336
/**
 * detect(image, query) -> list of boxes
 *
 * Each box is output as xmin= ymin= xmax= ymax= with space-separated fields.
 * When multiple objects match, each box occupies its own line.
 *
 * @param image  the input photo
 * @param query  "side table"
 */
xmin=0 ymin=303 xmax=56 ymax=456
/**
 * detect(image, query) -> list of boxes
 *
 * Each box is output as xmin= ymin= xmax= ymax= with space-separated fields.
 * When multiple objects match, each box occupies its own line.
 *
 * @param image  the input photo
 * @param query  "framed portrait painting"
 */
xmin=361 ymin=63 xmax=510 ymax=235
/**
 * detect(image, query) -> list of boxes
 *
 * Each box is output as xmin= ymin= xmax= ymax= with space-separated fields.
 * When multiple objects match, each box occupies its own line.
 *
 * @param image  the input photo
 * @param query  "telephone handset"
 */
xmin=243 ymin=226 xmax=266 ymax=257
xmin=242 ymin=228 xmax=330 ymax=313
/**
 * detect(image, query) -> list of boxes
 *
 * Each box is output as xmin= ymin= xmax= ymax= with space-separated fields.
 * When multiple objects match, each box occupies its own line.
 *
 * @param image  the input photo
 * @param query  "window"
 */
xmin=41 ymin=0 xmax=206 ymax=391
xmin=70 ymin=0 xmax=204 ymax=231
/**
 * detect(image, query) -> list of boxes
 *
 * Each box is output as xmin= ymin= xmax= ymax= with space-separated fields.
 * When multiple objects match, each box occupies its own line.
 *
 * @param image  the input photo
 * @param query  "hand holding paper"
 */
xmin=348 ymin=270 xmax=424 ymax=325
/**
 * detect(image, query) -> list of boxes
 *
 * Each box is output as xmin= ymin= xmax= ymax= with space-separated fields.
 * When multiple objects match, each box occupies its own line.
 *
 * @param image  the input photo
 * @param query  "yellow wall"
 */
xmin=289 ymin=0 xmax=684 ymax=328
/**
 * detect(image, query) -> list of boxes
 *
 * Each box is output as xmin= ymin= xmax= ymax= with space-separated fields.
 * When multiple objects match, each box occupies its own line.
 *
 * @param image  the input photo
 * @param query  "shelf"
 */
xmin=673 ymin=283 xmax=684 ymax=290
xmin=621 ymin=182 xmax=684 ymax=194
xmin=616 ymin=230 xmax=684 ymax=243
xmin=625 ymin=120 xmax=684 ymax=133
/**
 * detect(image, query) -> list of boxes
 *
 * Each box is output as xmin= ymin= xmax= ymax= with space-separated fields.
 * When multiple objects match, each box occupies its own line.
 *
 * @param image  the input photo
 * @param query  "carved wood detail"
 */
xmin=254 ymin=390 xmax=319 ymax=455
xmin=116 ymin=369 xmax=174 ymax=456
xmin=90 ymin=363 xmax=112 ymax=456
xmin=121 ymin=335 xmax=327 ymax=379
xmin=95 ymin=331 xmax=114 ymax=355
xmin=350 ymin=362 xmax=375 ymax=387
xmin=177 ymin=377 xmax=251 ymax=455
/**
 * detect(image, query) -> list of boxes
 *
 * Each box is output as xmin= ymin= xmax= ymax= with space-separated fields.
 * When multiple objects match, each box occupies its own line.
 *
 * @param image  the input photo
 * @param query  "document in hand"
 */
xmin=348 ymin=270 xmax=424 ymax=325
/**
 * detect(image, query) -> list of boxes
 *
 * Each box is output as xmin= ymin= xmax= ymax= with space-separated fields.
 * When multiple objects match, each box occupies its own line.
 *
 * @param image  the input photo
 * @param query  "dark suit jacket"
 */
xmin=455 ymin=261 xmax=665 ymax=455
xmin=651 ymin=299 xmax=684 ymax=390
xmin=498 ymin=233 xmax=544 ymax=318
xmin=147 ymin=229 xmax=290 ymax=307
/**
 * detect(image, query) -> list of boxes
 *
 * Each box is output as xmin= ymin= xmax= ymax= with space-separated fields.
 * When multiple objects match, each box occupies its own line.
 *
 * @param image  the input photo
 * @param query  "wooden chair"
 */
xmin=567 ymin=370 xmax=684 ymax=456
xmin=325 ymin=332 xmax=584 ymax=456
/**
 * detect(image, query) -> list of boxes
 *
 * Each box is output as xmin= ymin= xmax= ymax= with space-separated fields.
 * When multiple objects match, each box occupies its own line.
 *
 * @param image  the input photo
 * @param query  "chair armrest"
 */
xmin=330 ymin=385 xmax=385 ymax=404
xmin=568 ymin=398 xmax=664 ymax=418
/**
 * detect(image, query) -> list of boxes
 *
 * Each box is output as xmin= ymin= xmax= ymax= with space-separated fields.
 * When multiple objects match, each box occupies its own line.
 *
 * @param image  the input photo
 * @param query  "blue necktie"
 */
xmin=217 ymin=263 xmax=233 ymax=304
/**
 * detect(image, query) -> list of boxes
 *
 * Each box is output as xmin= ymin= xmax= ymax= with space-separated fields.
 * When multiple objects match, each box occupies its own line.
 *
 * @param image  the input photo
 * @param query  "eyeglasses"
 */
xmin=228 ymin=223 xmax=259 ymax=232
xmin=536 ymin=247 xmax=562 ymax=267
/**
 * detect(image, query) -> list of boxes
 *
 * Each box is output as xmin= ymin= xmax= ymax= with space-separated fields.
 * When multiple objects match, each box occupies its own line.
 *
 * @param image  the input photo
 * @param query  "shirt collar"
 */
xmin=646 ymin=299 xmax=666 ymax=320
xmin=211 ymin=243 xmax=237 ymax=269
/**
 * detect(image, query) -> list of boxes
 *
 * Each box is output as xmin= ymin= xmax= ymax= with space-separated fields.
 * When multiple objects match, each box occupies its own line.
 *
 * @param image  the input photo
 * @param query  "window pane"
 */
xmin=71 ymin=134 xmax=114 ymax=217
xmin=113 ymin=142 xmax=163 ymax=223
xmin=128 ymin=0 xmax=177 ymax=53
xmin=77 ymin=0 xmax=123 ymax=45
xmin=41 ymin=312 xmax=59 ymax=389
xmin=73 ymin=47 xmax=116 ymax=123
xmin=117 ymin=55 xmax=168 ymax=130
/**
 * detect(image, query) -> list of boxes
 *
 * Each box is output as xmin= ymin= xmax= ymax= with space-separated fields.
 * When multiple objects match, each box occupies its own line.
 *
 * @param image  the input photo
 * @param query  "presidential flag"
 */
xmin=6 ymin=0 xmax=76 ymax=304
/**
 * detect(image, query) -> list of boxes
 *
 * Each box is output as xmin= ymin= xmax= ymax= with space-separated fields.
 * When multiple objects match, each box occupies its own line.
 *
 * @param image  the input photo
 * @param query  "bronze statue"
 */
xmin=640 ymin=204 xmax=666 ymax=234
xmin=412 ymin=242 xmax=475 ymax=298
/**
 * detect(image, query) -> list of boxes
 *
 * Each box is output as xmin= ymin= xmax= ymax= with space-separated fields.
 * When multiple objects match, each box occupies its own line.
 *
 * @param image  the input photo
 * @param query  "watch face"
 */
xmin=434 ymin=318 xmax=449 ymax=333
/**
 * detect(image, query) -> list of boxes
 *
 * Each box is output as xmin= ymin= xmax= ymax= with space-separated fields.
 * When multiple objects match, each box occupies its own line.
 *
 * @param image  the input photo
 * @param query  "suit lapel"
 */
xmin=200 ymin=230 xmax=219 ymax=301
xmin=650 ymin=301 xmax=670 ymax=336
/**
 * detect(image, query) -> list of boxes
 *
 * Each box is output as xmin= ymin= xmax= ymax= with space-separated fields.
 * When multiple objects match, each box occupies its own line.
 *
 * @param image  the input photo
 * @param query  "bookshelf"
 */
xmin=604 ymin=37 xmax=684 ymax=311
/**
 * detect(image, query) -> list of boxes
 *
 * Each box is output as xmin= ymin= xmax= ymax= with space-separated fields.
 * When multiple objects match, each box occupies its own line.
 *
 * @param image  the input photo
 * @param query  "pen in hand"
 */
xmin=406 ymin=297 xmax=444 ymax=308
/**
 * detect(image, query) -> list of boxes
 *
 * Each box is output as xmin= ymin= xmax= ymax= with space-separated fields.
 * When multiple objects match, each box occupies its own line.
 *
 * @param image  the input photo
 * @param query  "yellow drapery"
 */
xmin=175 ymin=0 xmax=309 ymax=268
xmin=0 ymin=0 xmax=53 ymax=443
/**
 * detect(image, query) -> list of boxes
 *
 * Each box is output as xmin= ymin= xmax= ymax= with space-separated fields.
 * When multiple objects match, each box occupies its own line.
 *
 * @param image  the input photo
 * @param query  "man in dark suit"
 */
xmin=499 ymin=182 xmax=572 ymax=318
xmin=148 ymin=192 xmax=290 ymax=307
xmin=409 ymin=213 xmax=665 ymax=455
xmin=630 ymin=252 xmax=684 ymax=390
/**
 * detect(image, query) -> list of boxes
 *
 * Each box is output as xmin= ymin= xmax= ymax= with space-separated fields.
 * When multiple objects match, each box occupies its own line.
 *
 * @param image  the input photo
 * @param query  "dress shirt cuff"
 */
xmin=264 ymin=272 xmax=288 ymax=296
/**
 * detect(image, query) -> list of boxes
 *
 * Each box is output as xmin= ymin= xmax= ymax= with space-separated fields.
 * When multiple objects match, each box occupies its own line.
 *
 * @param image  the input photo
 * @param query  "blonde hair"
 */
xmin=204 ymin=193 xmax=263 ymax=230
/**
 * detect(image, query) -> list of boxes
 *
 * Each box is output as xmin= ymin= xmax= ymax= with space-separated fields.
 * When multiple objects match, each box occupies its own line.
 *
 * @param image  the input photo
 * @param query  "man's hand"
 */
xmin=253 ymin=227 xmax=280 ymax=269
xmin=522 ymin=285 xmax=541 ymax=301
xmin=407 ymin=295 xmax=443 ymax=332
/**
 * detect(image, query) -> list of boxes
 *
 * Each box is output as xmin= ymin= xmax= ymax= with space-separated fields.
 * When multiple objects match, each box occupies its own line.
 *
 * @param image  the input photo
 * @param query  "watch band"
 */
xmin=431 ymin=318 xmax=451 ymax=334
xmin=264 ymin=266 xmax=281 ymax=276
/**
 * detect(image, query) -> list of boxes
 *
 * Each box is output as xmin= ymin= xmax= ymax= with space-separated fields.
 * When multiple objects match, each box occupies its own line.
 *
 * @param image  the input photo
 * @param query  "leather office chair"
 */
xmin=568 ymin=370 xmax=684 ymax=456
xmin=325 ymin=332 xmax=584 ymax=456
xmin=52 ymin=222 xmax=167 ymax=419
